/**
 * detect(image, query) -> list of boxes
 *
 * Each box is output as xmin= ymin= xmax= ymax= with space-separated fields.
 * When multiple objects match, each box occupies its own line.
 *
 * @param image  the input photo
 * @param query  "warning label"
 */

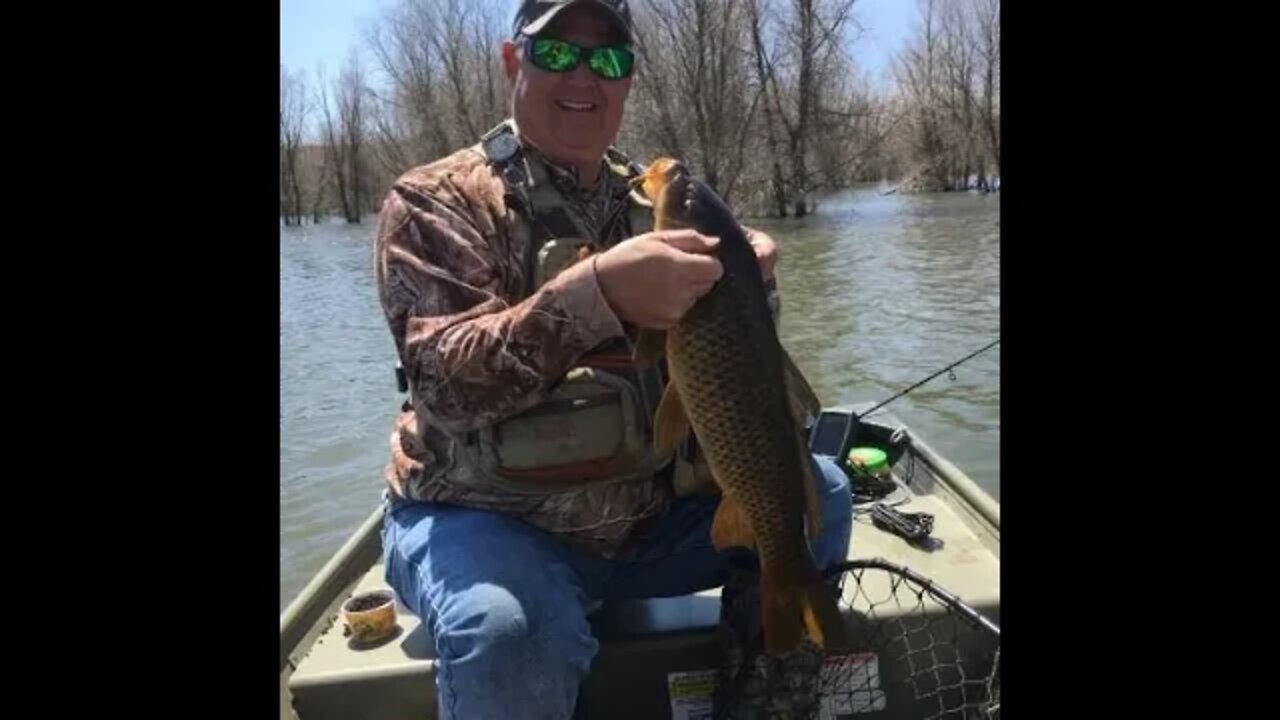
xmin=667 ymin=670 xmax=716 ymax=720
xmin=819 ymin=652 xmax=887 ymax=718
xmin=666 ymin=652 xmax=887 ymax=719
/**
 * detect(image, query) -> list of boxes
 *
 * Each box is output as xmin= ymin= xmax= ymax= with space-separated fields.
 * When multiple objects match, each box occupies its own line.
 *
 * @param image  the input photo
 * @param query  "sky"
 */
xmin=281 ymin=0 xmax=916 ymax=87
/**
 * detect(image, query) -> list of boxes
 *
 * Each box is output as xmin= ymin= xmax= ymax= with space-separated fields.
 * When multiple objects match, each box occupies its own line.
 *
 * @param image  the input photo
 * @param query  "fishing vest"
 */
xmin=413 ymin=120 xmax=712 ymax=497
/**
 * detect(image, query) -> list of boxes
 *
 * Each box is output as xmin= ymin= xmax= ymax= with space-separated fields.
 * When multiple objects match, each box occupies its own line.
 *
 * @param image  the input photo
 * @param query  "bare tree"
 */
xmin=889 ymin=0 xmax=1000 ymax=193
xmin=338 ymin=50 xmax=370 ymax=222
xmin=280 ymin=64 xmax=309 ymax=225
xmin=746 ymin=0 xmax=862 ymax=215
xmin=315 ymin=65 xmax=352 ymax=222
xmin=312 ymin=53 xmax=371 ymax=224
xmin=745 ymin=0 xmax=792 ymax=217
xmin=629 ymin=0 xmax=759 ymax=202
xmin=938 ymin=0 xmax=975 ymax=190
xmin=620 ymin=11 xmax=688 ymax=163
xmin=335 ymin=0 xmax=996 ymax=218
xmin=366 ymin=1 xmax=449 ymax=165
xmin=426 ymin=0 xmax=482 ymax=141
xmin=365 ymin=88 xmax=413 ymax=182
xmin=973 ymin=0 xmax=1000 ymax=181
xmin=894 ymin=0 xmax=949 ymax=191
xmin=365 ymin=0 xmax=507 ymax=172
xmin=309 ymin=149 xmax=332 ymax=224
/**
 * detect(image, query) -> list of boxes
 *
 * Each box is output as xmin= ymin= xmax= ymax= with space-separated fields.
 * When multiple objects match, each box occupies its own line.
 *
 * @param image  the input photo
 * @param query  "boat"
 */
xmin=280 ymin=402 xmax=1001 ymax=719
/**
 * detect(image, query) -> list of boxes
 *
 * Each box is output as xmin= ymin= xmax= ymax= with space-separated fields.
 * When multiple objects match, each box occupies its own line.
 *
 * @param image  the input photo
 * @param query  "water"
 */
xmin=279 ymin=186 xmax=999 ymax=609
xmin=280 ymin=218 xmax=401 ymax=610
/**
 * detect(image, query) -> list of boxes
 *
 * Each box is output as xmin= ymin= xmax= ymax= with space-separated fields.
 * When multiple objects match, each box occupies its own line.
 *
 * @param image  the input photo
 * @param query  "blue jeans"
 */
xmin=381 ymin=455 xmax=852 ymax=720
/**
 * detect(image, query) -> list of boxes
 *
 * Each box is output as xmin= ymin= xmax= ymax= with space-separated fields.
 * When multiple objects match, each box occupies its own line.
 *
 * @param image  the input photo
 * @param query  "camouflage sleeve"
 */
xmin=375 ymin=183 xmax=626 ymax=434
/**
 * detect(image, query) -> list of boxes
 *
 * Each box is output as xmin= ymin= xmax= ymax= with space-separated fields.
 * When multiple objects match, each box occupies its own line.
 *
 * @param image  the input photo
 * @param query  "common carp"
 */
xmin=633 ymin=158 xmax=845 ymax=656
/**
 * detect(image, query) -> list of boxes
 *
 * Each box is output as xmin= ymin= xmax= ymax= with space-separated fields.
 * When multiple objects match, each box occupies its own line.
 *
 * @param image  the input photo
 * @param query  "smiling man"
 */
xmin=372 ymin=1 xmax=853 ymax=717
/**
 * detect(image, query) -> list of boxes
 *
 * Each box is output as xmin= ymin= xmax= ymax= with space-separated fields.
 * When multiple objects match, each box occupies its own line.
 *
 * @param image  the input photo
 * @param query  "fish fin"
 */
xmin=710 ymin=494 xmax=756 ymax=551
xmin=653 ymin=382 xmax=690 ymax=455
xmin=633 ymin=328 xmax=667 ymax=366
xmin=761 ymin=566 xmax=848 ymax=656
xmin=782 ymin=348 xmax=822 ymax=423
xmin=778 ymin=348 xmax=823 ymax=539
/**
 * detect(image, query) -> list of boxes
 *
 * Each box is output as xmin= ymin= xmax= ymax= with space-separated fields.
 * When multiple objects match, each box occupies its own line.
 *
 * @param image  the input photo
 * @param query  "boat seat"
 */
xmin=286 ymin=562 xmax=727 ymax=720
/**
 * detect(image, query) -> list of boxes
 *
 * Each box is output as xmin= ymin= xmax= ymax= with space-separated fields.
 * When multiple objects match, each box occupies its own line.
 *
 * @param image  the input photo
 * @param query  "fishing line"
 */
xmin=855 ymin=337 xmax=1000 ymax=420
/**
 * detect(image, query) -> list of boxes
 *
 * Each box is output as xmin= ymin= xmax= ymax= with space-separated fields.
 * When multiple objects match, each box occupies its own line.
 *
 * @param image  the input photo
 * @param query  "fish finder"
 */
xmin=808 ymin=409 xmax=861 ymax=460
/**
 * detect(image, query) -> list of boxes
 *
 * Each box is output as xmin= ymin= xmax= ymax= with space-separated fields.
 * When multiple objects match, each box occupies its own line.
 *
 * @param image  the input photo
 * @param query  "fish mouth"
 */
xmin=637 ymin=157 xmax=691 ymax=205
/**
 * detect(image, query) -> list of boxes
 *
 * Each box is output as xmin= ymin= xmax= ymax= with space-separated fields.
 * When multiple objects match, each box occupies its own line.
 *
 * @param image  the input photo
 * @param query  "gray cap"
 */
xmin=512 ymin=0 xmax=635 ymax=43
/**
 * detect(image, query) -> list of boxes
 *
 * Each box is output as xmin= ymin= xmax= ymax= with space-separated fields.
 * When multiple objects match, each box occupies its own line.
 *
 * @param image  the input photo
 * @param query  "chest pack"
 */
xmin=435 ymin=120 xmax=711 ymax=496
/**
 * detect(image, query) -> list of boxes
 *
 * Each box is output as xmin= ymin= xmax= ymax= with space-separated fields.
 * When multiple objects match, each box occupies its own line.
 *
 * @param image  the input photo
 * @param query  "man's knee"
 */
xmin=814 ymin=456 xmax=851 ymax=521
xmin=380 ymin=503 xmax=598 ymax=677
xmin=814 ymin=454 xmax=851 ymax=497
xmin=420 ymin=575 xmax=596 ymax=672
xmin=432 ymin=583 xmax=597 ymax=718
xmin=436 ymin=584 xmax=533 ymax=661
xmin=811 ymin=454 xmax=853 ymax=570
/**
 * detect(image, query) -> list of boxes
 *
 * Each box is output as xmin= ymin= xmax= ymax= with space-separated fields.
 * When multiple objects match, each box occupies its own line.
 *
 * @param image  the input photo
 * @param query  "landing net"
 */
xmin=817 ymin=559 xmax=1000 ymax=719
xmin=712 ymin=559 xmax=1000 ymax=719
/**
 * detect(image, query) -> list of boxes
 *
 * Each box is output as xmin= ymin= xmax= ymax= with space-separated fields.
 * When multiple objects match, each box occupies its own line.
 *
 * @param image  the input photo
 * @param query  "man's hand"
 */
xmin=745 ymin=227 xmax=778 ymax=280
xmin=595 ymin=230 xmax=723 ymax=330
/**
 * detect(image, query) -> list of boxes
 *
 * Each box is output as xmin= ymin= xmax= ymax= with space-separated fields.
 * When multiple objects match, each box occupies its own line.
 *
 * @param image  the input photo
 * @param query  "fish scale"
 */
xmin=670 ymin=290 xmax=807 ymax=574
xmin=635 ymin=158 xmax=845 ymax=656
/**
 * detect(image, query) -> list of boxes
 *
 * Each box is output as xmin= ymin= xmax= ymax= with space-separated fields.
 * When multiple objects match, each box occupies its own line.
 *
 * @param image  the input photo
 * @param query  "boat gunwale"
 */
xmin=281 ymin=503 xmax=385 ymax=673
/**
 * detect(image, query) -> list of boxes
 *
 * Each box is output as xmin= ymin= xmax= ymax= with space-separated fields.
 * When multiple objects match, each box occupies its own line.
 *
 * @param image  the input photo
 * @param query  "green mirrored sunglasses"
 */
xmin=525 ymin=37 xmax=635 ymax=80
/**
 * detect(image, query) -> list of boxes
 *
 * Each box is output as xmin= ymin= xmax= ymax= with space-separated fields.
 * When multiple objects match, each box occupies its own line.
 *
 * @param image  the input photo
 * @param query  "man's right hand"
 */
xmin=594 ymin=230 xmax=723 ymax=330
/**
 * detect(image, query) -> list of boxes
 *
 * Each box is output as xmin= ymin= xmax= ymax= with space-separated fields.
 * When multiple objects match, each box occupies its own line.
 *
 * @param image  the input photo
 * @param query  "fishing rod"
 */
xmin=812 ymin=337 xmax=1000 ymax=468
xmin=855 ymin=337 xmax=1001 ymax=420
xmin=824 ymin=338 xmax=1000 ymax=528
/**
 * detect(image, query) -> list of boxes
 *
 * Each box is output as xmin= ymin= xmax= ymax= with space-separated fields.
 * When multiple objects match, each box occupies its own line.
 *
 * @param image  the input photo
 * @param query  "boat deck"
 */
xmin=286 ymin=466 xmax=999 ymax=720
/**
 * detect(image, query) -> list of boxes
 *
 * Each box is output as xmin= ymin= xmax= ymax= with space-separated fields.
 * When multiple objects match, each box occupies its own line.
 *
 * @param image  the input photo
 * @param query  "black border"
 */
xmin=30 ymin=6 xmax=285 ymax=712
xmin=997 ymin=3 xmax=1215 ymax=714
xmin=30 ymin=1 xmax=1220 ymax=713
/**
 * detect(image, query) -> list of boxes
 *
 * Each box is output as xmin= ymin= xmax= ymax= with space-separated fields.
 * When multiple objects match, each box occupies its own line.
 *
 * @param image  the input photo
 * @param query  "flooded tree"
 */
xmin=974 ymin=0 xmax=1000 ymax=182
xmin=315 ymin=51 xmax=371 ymax=224
xmin=365 ymin=0 xmax=507 ymax=172
xmin=891 ymin=0 xmax=1000 ymax=193
xmin=280 ymin=65 xmax=309 ymax=226
xmin=315 ymin=66 xmax=351 ymax=223
xmin=626 ymin=0 xmax=759 ymax=204
xmin=338 ymin=51 xmax=370 ymax=222
xmin=281 ymin=0 xmax=1000 ymax=225
xmin=742 ymin=0 xmax=870 ymax=216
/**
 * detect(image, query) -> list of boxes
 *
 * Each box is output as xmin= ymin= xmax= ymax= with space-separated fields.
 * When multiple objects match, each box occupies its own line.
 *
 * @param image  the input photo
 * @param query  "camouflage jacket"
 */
xmin=373 ymin=136 xmax=675 ymax=557
xmin=374 ymin=134 xmax=780 ymax=557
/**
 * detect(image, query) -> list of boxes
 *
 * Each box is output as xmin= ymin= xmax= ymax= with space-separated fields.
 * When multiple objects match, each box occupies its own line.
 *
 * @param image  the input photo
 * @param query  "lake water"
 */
xmin=279 ymin=184 xmax=1000 ymax=609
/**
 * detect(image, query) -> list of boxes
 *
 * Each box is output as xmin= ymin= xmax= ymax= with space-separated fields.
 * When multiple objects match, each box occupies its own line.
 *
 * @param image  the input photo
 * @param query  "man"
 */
xmin=373 ymin=1 xmax=853 ymax=717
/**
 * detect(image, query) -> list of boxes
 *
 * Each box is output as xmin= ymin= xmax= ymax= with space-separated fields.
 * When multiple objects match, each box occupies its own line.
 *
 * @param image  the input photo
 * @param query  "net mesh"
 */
xmin=712 ymin=559 xmax=1000 ymax=719
xmin=817 ymin=559 xmax=1000 ymax=719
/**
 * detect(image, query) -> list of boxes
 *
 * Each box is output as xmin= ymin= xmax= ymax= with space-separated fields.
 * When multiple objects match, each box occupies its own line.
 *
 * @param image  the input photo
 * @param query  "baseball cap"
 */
xmin=512 ymin=0 xmax=635 ymax=44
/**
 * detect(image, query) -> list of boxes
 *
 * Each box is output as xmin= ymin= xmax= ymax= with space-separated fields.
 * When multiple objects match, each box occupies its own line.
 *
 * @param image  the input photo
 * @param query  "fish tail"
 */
xmin=760 ymin=565 xmax=847 ymax=656
xmin=802 ymin=578 xmax=848 ymax=653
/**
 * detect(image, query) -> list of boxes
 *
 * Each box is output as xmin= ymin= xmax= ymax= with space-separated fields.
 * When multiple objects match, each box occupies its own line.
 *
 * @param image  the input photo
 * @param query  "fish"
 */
xmin=632 ymin=158 xmax=844 ymax=656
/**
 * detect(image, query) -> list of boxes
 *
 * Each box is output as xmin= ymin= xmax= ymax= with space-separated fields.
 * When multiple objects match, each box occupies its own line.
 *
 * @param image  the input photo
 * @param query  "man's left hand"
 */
xmin=746 ymin=227 xmax=778 ymax=280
